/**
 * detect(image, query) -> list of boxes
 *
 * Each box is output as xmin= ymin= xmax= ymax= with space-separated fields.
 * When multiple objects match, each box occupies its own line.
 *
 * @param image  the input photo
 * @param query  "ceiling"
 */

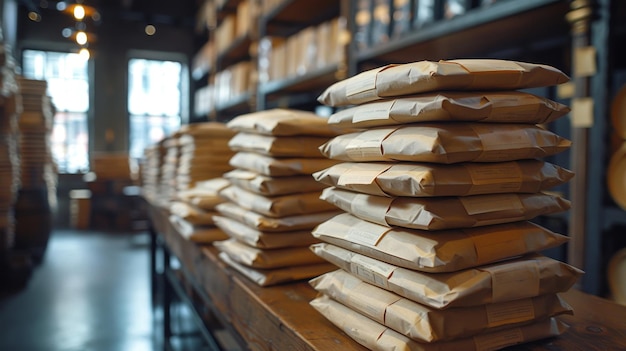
xmin=18 ymin=0 xmax=202 ymax=29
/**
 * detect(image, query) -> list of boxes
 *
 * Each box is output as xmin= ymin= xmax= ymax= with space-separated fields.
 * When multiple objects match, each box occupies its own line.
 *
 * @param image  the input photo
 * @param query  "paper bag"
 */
xmin=320 ymin=187 xmax=570 ymax=230
xmin=311 ymin=213 xmax=568 ymax=272
xmin=319 ymin=123 xmax=571 ymax=163
xmin=318 ymin=59 xmax=569 ymax=106
xmin=214 ymin=238 xmax=326 ymax=269
xmin=310 ymin=269 xmax=572 ymax=342
xmin=311 ymin=243 xmax=584 ymax=308
xmin=213 ymin=215 xmax=319 ymax=249
xmin=223 ymin=169 xmax=326 ymax=196
xmin=229 ymin=151 xmax=340 ymax=176
xmin=313 ymin=160 xmax=573 ymax=197
xmin=216 ymin=202 xmax=340 ymax=232
xmin=220 ymin=185 xmax=336 ymax=218
xmin=226 ymin=108 xmax=344 ymax=136
xmin=328 ymin=91 xmax=569 ymax=127
xmin=228 ymin=132 xmax=330 ymax=157
xmin=168 ymin=215 xmax=229 ymax=243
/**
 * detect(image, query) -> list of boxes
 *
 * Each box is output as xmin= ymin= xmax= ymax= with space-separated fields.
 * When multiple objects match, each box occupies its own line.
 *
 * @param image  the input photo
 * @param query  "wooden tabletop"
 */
xmin=151 ymin=205 xmax=626 ymax=351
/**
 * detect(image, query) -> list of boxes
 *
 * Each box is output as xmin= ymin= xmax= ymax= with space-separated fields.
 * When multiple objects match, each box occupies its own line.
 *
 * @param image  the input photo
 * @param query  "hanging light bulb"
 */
xmin=73 ymin=5 xmax=85 ymax=20
xmin=145 ymin=24 xmax=156 ymax=36
xmin=79 ymin=48 xmax=90 ymax=60
xmin=76 ymin=31 xmax=88 ymax=45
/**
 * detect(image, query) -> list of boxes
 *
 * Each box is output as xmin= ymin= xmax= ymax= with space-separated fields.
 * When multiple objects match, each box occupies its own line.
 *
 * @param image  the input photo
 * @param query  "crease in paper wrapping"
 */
xmin=216 ymin=202 xmax=340 ymax=232
xmin=229 ymin=151 xmax=341 ymax=177
xmin=168 ymin=215 xmax=228 ymax=244
xmin=213 ymin=215 xmax=319 ymax=249
xmin=319 ymin=123 xmax=571 ymax=163
xmin=313 ymin=160 xmax=574 ymax=197
xmin=218 ymin=252 xmax=335 ymax=286
xmin=311 ymin=243 xmax=583 ymax=309
xmin=214 ymin=238 xmax=326 ymax=269
xmin=178 ymin=139 xmax=234 ymax=153
xmin=318 ymin=59 xmax=570 ymax=107
xmin=223 ymin=169 xmax=326 ymax=196
xmin=310 ymin=269 xmax=572 ymax=343
xmin=175 ymin=177 xmax=230 ymax=210
xmin=228 ymin=132 xmax=330 ymax=158
xmin=220 ymin=185 xmax=336 ymax=218
xmin=169 ymin=201 xmax=217 ymax=226
xmin=311 ymin=213 xmax=568 ymax=273
xmin=177 ymin=151 xmax=234 ymax=163
xmin=226 ymin=108 xmax=346 ymax=136
xmin=311 ymin=294 xmax=567 ymax=351
xmin=320 ymin=187 xmax=570 ymax=230
xmin=328 ymin=91 xmax=570 ymax=128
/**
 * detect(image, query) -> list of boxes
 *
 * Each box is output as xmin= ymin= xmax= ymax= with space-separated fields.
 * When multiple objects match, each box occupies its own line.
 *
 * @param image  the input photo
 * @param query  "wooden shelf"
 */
xmin=260 ymin=64 xmax=339 ymax=99
xmin=356 ymin=0 xmax=569 ymax=65
xmin=216 ymin=34 xmax=252 ymax=69
xmin=263 ymin=0 xmax=340 ymax=37
xmin=215 ymin=91 xmax=252 ymax=115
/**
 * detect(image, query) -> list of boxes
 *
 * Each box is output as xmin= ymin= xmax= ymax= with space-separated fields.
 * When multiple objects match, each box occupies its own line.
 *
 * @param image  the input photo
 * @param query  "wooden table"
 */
xmin=148 ymin=204 xmax=626 ymax=351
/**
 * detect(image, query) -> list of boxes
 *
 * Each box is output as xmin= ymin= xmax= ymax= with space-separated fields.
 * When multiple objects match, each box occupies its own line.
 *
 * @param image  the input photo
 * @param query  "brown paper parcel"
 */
xmin=319 ymin=123 xmax=571 ymax=163
xmin=218 ymin=252 xmax=335 ymax=287
xmin=220 ymin=185 xmax=336 ymax=218
xmin=177 ymin=121 xmax=237 ymax=138
xmin=327 ymin=91 xmax=570 ymax=128
xmin=168 ymin=215 xmax=229 ymax=243
xmin=320 ymin=187 xmax=570 ymax=230
xmin=227 ymin=132 xmax=329 ymax=158
xmin=226 ymin=108 xmax=345 ymax=136
xmin=313 ymin=160 xmax=574 ymax=197
xmin=310 ymin=295 xmax=567 ymax=351
xmin=310 ymin=269 xmax=572 ymax=342
xmin=311 ymin=213 xmax=568 ymax=272
xmin=216 ymin=202 xmax=340 ymax=232
xmin=213 ymin=215 xmax=319 ymax=249
xmin=214 ymin=238 xmax=326 ymax=269
xmin=311 ymin=243 xmax=583 ymax=309
xmin=229 ymin=151 xmax=340 ymax=176
xmin=223 ymin=169 xmax=326 ymax=196
xmin=317 ymin=59 xmax=569 ymax=107
xmin=175 ymin=177 xmax=230 ymax=210
xmin=169 ymin=201 xmax=217 ymax=226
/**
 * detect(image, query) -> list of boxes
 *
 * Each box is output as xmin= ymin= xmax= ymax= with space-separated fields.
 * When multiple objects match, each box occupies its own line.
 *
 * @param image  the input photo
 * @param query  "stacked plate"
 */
xmin=309 ymin=59 xmax=582 ymax=350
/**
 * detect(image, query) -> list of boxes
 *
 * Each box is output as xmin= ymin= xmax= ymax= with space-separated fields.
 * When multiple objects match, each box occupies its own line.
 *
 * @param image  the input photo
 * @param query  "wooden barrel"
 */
xmin=13 ymin=187 xmax=52 ymax=264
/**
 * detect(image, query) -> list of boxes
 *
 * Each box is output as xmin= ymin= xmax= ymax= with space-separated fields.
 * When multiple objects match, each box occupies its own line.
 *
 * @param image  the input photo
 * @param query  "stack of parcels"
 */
xmin=174 ymin=122 xmax=235 ymax=192
xmin=16 ymin=77 xmax=56 ymax=191
xmin=140 ymin=142 xmax=164 ymax=204
xmin=169 ymin=177 xmax=230 ymax=244
xmin=163 ymin=122 xmax=235 ymax=244
xmin=0 ymin=90 xmax=20 ymax=252
xmin=308 ymin=59 xmax=584 ymax=350
xmin=212 ymin=109 xmax=344 ymax=286
xmin=158 ymin=134 xmax=181 ymax=204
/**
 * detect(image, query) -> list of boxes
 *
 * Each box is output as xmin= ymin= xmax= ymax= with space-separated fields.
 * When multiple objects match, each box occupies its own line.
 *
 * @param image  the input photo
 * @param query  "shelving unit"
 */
xmin=190 ymin=0 xmax=626 ymax=295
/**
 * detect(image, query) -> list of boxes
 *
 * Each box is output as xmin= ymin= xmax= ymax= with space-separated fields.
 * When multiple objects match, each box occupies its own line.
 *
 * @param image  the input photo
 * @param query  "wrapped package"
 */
xmin=216 ymin=202 xmax=340 ymax=232
xmin=214 ymin=238 xmax=326 ymax=269
xmin=226 ymin=108 xmax=345 ymax=136
xmin=318 ymin=59 xmax=569 ymax=106
xmin=229 ymin=151 xmax=340 ymax=176
xmin=311 ymin=213 xmax=568 ymax=272
xmin=311 ymin=294 xmax=567 ymax=351
xmin=327 ymin=91 xmax=569 ymax=128
xmin=319 ymin=123 xmax=571 ymax=163
xmin=169 ymin=215 xmax=229 ymax=243
xmin=213 ymin=215 xmax=319 ymax=249
xmin=169 ymin=201 xmax=217 ymax=226
xmin=223 ymin=169 xmax=326 ymax=196
xmin=320 ymin=187 xmax=570 ymax=230
xmin=311 ymin=243 xmax=583 ymax=309
xmin=228 ymin=132 xmax=330 ymax=157
xmin=219 ymin=252 xmax=335 ymax=286
xmin=175 ymin=177 xmax=230 ymax=210
xmin=313 ymin=160 xmax=573 ymax=197
xmin=220 ymin=185 xmax=336 ymax=218
xmin=310 ymin=269 xmax=572 ymax=342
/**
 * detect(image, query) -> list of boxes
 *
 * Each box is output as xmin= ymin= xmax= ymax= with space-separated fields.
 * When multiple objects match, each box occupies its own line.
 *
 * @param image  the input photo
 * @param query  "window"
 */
xmin=128 ymin=59 xmax=182 ymax=160
xmin=22 ymin=50 xmax=90 ymax=173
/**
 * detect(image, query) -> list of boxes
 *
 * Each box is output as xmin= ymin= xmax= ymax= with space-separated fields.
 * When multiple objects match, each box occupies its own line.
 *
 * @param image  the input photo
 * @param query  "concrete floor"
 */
xmin=0 ymin=229 xmax=207 ymax=351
